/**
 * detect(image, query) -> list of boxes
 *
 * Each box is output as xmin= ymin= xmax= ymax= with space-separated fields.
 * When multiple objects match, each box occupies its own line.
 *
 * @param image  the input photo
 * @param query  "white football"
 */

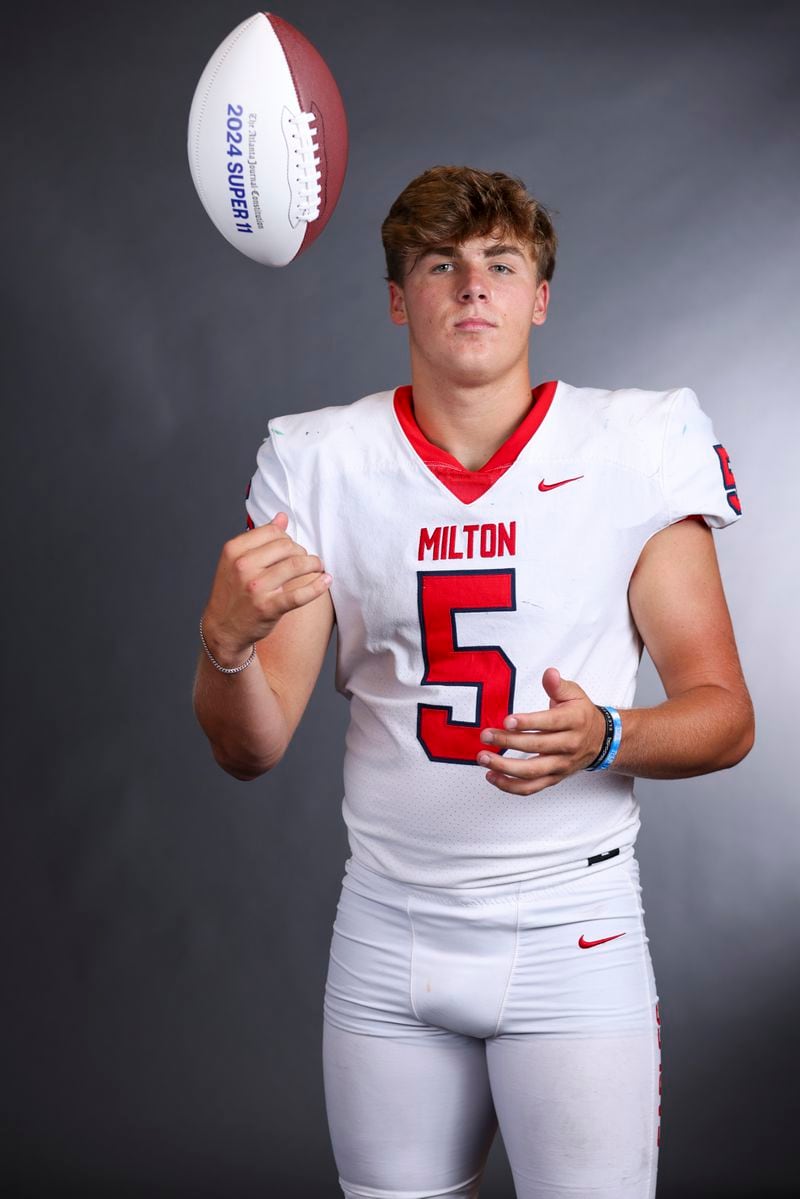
xmin=187 ymin=12 xmax=348 ymax=266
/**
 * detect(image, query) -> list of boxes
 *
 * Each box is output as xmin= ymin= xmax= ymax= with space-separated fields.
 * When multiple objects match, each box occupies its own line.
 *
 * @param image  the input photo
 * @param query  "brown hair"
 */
xmin=381 ymin=165 xmax=558 ymax=287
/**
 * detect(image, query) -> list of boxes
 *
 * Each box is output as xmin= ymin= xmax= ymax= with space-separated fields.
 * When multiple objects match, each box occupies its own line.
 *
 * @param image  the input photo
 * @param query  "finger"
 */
xmin=248 ymin=552 xmax=326 ymax=595
xmin=280 ymin=572 xmax=333 ymax=602
xmin=226 ymin=520 xmax=293 ymax=563
xmin=257 ymin=568 xmax=332 ymax=615
xmin=241 ymin=510 xmax=288 ymax=537
xmin=253 ymin=528 xmax=322 ymax=569
xmin=498 ymin=709 xmax=574 ymax=734
xmin=480 ymin=730 xmax=578 ymax=755
xmin=254 ymin=510 xmax=289 ymax=529
xmin=476 ymin=750 xmax=566 ymax=780
xmin=244 ymin=514 xmax=292 ymax=539
xmin=542 ymin=666 xmax=562 ymax=708
xmin=542 ymin=667 xmax=588 ymax=705
xmin=238 ymin=539 xmax=323 ymax=583
xmin=485 ymin=766 xmax=565 ymax=796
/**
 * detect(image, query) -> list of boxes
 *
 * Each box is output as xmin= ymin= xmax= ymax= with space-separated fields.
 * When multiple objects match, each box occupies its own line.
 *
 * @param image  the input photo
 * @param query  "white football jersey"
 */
xmin=244 ymin=380 xmax=742 ymax=888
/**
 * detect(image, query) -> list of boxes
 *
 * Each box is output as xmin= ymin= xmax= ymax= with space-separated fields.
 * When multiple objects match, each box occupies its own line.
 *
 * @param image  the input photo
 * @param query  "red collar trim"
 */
xmin=392 ymin=379 xmax=558 ymax=503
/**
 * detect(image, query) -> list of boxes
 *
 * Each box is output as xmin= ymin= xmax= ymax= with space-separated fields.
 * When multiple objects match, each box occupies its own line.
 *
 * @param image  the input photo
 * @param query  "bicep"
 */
xmin=628 ymin=518 xmax=748 ymax=699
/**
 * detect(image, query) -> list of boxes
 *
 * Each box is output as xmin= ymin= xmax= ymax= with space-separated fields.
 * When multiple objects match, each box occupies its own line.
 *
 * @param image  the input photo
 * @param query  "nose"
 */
xmin=458 ymin=265 xmax=489 ymax=302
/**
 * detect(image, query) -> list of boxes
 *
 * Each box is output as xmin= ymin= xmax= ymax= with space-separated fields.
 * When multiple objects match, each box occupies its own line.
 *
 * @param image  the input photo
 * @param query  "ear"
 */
xmin=531 ymin=279 xmax=549 ymax=327
xmin=389 ymin=280 xmax=408 ymax=326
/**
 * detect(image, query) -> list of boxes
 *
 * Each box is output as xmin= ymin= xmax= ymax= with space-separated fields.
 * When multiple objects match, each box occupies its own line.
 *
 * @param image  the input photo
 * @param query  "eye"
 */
xmin=491 ymin=263 xmax=512 ymax=274
xmin=431 ymin=262 xmax=454 ymax=273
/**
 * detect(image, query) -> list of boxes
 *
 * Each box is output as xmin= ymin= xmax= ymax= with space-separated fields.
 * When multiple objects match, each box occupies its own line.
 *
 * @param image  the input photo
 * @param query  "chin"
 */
xmin=456 ymin=348 xmax=515 ymax=374
xmin=445 ymin=362 xmax=507 ymax=388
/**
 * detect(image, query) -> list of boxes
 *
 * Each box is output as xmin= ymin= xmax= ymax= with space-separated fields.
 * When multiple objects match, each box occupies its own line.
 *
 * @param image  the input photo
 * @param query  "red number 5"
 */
xmin=417 ymin=569 xmax=517 ymax=765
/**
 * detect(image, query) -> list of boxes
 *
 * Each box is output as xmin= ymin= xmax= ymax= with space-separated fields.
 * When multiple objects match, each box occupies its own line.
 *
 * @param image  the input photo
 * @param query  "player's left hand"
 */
xmin=476 ymin=667 xmax=608 ymax=794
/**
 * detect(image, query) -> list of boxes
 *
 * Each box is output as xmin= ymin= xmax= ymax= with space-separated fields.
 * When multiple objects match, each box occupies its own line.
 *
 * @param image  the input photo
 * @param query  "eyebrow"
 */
xmin=417 ymin=243 xmax=527 ymax=263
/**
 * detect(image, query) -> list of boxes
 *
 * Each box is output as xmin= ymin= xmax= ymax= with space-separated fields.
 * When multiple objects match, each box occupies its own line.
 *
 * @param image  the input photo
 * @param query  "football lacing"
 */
xmin=282 ymin=108 xmax=322 ymax=224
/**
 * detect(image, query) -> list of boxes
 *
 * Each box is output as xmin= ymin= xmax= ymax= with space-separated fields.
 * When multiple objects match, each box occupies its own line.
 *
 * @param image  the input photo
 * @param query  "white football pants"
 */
xmin=322 ymin=850 xmax=662 ymax=1199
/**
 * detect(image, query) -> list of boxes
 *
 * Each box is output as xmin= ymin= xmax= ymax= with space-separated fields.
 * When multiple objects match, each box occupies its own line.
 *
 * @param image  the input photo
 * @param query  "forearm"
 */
xmin=192 ymin=624 xmax=288 ymax=781
xmin=610 ymin=684 xmax=755 ymax=780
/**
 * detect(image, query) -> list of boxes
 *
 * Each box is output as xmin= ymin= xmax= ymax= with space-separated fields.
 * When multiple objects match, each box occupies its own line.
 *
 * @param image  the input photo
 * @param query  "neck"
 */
xmin=408 ymin=362 xmax=535 ymax=473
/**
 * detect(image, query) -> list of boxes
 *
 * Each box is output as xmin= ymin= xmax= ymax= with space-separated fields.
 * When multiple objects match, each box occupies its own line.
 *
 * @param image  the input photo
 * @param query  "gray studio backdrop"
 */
xmin=3 ymin=1 xmax=798 ymax=1195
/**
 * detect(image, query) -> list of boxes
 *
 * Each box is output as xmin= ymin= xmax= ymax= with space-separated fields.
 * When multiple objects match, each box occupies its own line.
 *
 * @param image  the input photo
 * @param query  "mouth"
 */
xmin=455 ymin=319 xmax=496 ymax=330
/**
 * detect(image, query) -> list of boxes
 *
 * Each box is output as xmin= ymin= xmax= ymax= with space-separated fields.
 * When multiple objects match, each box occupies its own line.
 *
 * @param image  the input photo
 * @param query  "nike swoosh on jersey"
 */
xmin=578 ymin=932 xmax=626 ymax=949
xmin=538 ymin=475 xmax=584 ymax=491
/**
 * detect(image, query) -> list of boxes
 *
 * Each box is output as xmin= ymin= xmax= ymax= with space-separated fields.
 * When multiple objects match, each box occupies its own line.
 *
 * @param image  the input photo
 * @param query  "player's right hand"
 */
xmin=201 ymin=511 xmax=331 ymax=661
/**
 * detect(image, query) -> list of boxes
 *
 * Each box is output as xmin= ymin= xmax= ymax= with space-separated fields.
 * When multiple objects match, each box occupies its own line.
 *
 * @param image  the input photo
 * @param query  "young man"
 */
xmin=193 ymin=166 xmax=754 ymax=1199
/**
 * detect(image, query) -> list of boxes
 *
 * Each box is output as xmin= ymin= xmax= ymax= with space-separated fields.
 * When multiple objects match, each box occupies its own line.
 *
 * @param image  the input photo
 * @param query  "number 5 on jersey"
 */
xmin=417 ymin=569 xmax=517 ymax=765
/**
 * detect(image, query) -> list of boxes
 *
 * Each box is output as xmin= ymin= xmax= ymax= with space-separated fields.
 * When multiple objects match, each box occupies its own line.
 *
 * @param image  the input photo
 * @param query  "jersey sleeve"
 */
xmin=243 ymin=427 xmax=314 ymax=547
xmin=661 ymin=387 xmax=742 ymax=529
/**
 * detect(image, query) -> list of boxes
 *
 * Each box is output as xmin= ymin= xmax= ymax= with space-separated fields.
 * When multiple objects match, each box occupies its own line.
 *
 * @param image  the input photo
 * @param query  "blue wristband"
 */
xmin=586 ymin=706 xmax=622 ymax=771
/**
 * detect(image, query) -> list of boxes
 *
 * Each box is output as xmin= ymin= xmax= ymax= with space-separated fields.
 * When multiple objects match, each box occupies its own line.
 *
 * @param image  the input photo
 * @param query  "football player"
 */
xmin=193 ymin=165 xmax=754 ymax=1199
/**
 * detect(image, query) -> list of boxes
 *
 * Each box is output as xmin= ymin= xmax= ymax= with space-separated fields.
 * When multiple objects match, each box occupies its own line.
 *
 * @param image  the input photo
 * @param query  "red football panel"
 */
xmin=266 ymin=12 xmax=348 ymax=254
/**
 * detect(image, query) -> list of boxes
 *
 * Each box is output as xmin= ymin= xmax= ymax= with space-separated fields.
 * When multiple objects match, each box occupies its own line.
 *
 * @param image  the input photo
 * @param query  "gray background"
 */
xmin=3 ymin=0 xmax=798 ymax=1195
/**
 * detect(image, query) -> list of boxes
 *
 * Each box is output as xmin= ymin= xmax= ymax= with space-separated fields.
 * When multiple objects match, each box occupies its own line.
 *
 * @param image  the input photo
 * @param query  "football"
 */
xmin=187 ymin=12 xmax=348 ymax=266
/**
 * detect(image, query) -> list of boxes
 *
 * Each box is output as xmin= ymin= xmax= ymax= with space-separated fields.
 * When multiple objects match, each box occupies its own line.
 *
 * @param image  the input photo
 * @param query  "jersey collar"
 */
xmin=392 ymin=380 xmax=558 ymax=504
